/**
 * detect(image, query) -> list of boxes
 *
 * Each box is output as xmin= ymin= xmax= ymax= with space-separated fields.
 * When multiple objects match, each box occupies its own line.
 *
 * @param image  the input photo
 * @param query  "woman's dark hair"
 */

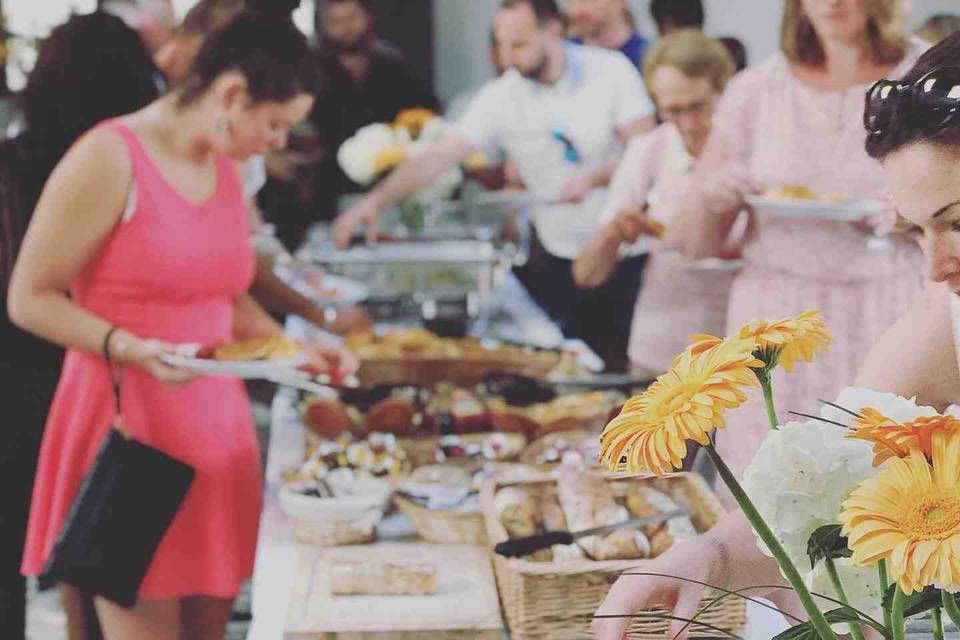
xmin=865 ymin=31 xmax=960 ymax=160
xmin=22 ymin=11 xmax=159 ymax=160
xmin=2 ymin=10 xmax=160 ymax=286
xmin=178 ymin=8 xmax=317 ymax=106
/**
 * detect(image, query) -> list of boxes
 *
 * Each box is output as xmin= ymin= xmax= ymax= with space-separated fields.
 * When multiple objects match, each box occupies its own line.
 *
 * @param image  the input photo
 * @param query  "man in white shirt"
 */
xmin=333 ymin=0 xmax=654 ymax=366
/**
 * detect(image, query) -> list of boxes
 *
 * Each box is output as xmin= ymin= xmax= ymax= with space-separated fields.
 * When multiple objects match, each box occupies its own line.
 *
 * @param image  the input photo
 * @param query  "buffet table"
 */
xmin=246 ymin=273 xmax=789 ymax=640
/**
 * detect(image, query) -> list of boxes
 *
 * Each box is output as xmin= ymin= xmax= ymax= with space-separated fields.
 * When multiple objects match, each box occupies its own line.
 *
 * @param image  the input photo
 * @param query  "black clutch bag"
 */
xmin=41 ymin=332 xmax=195 ymax=608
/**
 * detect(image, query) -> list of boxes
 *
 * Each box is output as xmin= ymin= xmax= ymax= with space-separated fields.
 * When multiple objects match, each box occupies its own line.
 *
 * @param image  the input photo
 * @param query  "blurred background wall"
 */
xmin=3 ymin=0 xmax=958 ymax=101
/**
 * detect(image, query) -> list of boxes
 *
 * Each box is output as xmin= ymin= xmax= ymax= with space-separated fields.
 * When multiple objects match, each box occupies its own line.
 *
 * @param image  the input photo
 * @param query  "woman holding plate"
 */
xmin=7 ymin=9 xmax=346 ymax=639
xmin=664 ymin=0 xmax=927 ymax=478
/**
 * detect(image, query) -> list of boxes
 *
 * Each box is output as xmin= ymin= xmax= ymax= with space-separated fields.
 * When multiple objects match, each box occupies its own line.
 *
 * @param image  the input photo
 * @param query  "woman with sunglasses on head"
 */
xmin=7 ymin=8 xmax=326 ymax=639
xmin=856 ymin=32 xmax=960 ymax=409
xmin=594 ymin=1 xmax=929 ymax=637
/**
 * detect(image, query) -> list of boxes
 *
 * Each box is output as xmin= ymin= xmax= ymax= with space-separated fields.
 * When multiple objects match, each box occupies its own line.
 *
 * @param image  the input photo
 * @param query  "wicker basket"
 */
xmin=480 ymin=472 xmax=747 ymax=639
xmin=393 ymin=494 xmax=489 ymax=545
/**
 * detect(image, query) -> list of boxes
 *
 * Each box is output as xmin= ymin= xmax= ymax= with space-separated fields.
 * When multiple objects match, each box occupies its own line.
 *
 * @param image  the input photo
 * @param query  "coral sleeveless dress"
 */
xmin=21 ymin=120 xmax=262 ymax=599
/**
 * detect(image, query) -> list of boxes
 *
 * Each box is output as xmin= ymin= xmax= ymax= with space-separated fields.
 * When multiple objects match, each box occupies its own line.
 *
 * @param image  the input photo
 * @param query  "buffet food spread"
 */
xmin=243 ymin=227 xmax=745 ymax=640
xmin=255 ymin=322 xmax=742 ymax=639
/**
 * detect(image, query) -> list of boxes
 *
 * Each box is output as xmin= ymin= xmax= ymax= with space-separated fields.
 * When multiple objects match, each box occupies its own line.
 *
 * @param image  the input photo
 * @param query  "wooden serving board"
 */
xmin=284 ymin=543 xmax=504 ymax=639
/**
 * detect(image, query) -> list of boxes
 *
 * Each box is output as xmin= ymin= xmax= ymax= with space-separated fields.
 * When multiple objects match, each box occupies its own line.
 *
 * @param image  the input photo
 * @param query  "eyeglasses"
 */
xmin=864 ymin=67 xmax=960 ymax=138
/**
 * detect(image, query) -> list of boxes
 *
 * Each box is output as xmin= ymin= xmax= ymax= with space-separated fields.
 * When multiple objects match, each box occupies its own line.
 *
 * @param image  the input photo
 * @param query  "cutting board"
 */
xmin=284 ymin=543 xmax=504 ymax=639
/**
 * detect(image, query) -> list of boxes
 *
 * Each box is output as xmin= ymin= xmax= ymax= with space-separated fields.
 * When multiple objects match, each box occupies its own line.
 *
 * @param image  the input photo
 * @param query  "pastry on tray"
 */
xmin=329 ymin=559 xmax=437 ymax=596
xmin=198 ymin=334 xmax=301 ymax=361
xmin=487 ymin=391 xmax=623 ymax=438
xmin=301 ymin=384 xmax=428 ymax=439
xmin=763 ymin=185 xmax=848 ymax=203
xmin=520 ymin=429 xmax=599 ymax=466
xmin=623 ymin=485 xmax=697 ymax=556
xmin=413 ymin=432 xmax=526 ymax=467
xmin=286 ymin=431 xmax=410 ymax=485
xmin=492 ymin=465 xmax=699 ymax=564
xmin=557 ymin=463 xmax=650 ymax=561
xmin=346 ymin=329 xmax=560 ymax=364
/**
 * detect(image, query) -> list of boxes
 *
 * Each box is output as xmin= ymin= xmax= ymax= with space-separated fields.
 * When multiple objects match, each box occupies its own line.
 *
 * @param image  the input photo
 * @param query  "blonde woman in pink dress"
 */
xmin=574 ymin=29 xmax=738 ymax=376
xmin=673 ymin=0 xmax=926 ymax=477
xmin=594 ymin=1 xmax=926 ymax=637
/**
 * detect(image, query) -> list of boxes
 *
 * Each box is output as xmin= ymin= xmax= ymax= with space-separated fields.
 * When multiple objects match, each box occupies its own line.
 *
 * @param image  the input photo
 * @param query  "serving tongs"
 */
xmin=494 ymin=507 xmax=691 ymax=558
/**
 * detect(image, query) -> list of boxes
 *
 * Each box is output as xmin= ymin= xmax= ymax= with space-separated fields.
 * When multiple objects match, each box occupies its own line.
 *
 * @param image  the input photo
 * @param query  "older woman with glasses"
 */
xmin=573 ymin=29 xmax=738 ymax=376
xmin=594 ymin=1 xmax=928 ymax=637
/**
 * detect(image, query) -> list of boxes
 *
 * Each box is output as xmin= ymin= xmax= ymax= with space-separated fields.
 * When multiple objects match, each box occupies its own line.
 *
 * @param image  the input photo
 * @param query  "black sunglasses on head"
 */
xmin=864 ymin=66 xmax=960 ymax=138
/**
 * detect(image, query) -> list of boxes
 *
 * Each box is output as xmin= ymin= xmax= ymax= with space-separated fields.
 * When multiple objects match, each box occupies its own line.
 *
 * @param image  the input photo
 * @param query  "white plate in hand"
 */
xmin=159 ymin=352 xmax=308 ymax=379
xmin=744 ymin=195 xmax=884 ymax=221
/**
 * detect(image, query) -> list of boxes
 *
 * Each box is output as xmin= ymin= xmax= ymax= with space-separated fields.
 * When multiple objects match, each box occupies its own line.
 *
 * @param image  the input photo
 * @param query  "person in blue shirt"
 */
xmin=566 ymin=0 xmax=648 ymax=71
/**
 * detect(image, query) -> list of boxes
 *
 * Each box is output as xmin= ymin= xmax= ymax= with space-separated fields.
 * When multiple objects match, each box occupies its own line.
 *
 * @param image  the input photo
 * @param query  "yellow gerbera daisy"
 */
xmin=849 ymin=409 xmax=960 ymax=466
xmin=372 ymin=144 xmax=409 ymax=174
xmin=839 ymin=430 xmax=960 ymax=595
xmin=737 ymin=310 xmax=832 ymax=372
xmin=681 ymin=311 xmax=832 ymax=373
xmin=599 ymin=338 xmax=762 ymax=476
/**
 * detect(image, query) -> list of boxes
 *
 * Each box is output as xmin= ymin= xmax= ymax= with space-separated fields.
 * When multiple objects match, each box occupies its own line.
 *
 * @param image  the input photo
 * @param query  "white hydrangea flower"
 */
xmin=805 ymin=557 xmax=885 ymax=634
xmin=742 ymin=417 xmax=874 ymax=572
xmin=821 ymin=387 xmax=937 ymax=427
xmin=337 ymin=123 xmax=398 ymax=185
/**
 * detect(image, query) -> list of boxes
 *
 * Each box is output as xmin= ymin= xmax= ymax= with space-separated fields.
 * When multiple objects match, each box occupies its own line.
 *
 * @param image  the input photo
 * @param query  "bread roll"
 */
xmin=495 ymin=487 xmax=540 ymax=538
xmin=557 ymin=465 xmax=648 ymax=560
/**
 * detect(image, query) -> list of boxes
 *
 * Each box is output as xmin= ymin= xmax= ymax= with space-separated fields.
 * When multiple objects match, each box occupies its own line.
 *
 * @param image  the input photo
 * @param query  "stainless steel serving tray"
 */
xmin=297 ymin=240 xmax=514 ymax=301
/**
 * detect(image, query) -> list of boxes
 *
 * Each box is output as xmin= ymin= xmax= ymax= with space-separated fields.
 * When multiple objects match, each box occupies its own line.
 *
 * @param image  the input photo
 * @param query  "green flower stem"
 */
xmin=941 ymin=590 xmax=960 ymax=631
xmin=932 ymin=606 xmax=945 ymax=640
xmin=891 ymin=587 xmax=906 ymax=640
xmin=878 ymin=560 xmax=892 ymax=631
xmin=824 ymin=557 xmax=866 ymax=640
xmin=757 ymin=373 xmax=779 ymax=430
xmin=704 ymin=444 xmax=839 ymax=640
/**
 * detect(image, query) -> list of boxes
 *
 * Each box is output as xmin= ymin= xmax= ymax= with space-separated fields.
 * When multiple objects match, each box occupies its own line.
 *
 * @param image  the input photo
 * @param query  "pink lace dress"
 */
xmin=708 ymin=46 xmax=927 ymax=477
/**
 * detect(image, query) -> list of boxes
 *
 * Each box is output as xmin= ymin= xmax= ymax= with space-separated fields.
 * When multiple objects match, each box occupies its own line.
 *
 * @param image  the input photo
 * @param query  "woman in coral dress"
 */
xmin=8 ymin=11 xmax=329 ymax=639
